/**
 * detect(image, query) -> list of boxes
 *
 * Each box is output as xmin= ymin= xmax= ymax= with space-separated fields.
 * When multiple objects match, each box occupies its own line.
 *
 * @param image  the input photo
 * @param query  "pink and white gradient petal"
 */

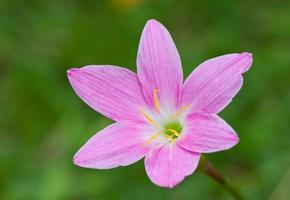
xmin=67 ymin=65 xmax=147 ymax=121
xmin=145 ymin=144 xmax=200 ymax=188
xmin=178 ymin=112 xmax=239 ymax=153
xmin=182 ymin=53 xmax=253 ymax=114
xmin=137 ymin=19 xmax=183 ymax=111
xmin=73 ymin=120 xmax=153 ymax=169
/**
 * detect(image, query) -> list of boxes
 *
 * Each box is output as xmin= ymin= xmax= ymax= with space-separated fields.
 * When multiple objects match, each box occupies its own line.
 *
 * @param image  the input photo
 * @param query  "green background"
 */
xmin=1 ymin=0 xmax=290 ymax=199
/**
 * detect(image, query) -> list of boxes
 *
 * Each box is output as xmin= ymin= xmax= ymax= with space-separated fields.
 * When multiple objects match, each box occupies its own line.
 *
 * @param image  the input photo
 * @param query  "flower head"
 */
xmin=67 ymin=19 xmax=253 ymax=188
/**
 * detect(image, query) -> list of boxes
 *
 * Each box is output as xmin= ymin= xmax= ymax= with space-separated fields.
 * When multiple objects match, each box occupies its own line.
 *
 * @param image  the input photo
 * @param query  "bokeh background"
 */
xmin=1 ymin=0 xmax=290 ymax=199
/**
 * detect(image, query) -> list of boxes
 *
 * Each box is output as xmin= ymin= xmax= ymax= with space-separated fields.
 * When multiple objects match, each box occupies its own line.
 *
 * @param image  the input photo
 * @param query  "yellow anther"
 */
xmin=169 ymin=103 xmax=192 ymax=119
xmin=146 ymin=130 xmax=162 ymax=143
xmin=153 ymin=89 xmax=161 ymax=113
xmin=140 ymin=109 xmax=160 ymax=128
xmin=164 ymin=134 xmax=175 ymax=142
xmin=167 ymin=128 xmax=180 ymax=137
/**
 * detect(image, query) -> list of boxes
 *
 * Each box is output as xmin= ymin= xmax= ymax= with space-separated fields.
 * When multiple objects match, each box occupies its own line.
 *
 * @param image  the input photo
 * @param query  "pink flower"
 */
xmin=67 ymin=19 xmax=253 ymax=188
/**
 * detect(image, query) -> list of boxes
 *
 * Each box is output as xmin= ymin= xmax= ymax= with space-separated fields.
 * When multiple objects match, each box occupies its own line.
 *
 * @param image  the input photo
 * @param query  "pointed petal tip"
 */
xmin=233 ymin=134 xmax=240 ymax=144
xmin=146 ymin=19 xmax=158 ymax=24
xmin=67 ymin=68 xmax=79 ymax=77
xmin=160 ymin=183 xmax=178 ymax=189
xmin=168 ymin=180 xmax=181 ymax=188
xmin=151 ymin=178 xmax=180 ymax=188
xmin=224 ymin=132 xmax=240 ymax=149
xmin=241 ymin=52 xmax=253 ymax=58
xmin=145 ymin=19 xmax=163 ymax=28
xmin=73 ymin=152 xmax=81 ymax=166
xmin=241 ymin=52 xmax=253 ymax=71
xmin=73 ymin=152 xmax=89 ymax=168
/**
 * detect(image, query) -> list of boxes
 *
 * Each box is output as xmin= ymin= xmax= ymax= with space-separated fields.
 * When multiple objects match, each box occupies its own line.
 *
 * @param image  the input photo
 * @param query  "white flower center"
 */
xmin=141 ymin=89 xmax=191 ymax=143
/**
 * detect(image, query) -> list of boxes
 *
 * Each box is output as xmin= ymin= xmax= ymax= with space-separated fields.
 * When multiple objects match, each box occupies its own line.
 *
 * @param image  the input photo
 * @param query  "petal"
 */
xmin=73 ymin=120 xmax=152 ymax=169
xmin=67 ymin=65 xmax=147 ymax=121
xmin=145 ymin=144 xmax=200 ymax=188
xmin=182 ymin=53 xmax=253 ymax=113
xmin=137 ymin=19 xmax=183 ymax=111
xmin=178 ymin=112 xmax=239 ymax=153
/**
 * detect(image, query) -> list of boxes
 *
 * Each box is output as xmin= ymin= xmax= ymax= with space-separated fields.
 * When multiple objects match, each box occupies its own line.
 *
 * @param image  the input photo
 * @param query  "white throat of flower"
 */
xmin=141 ymin=89 xmax=191 ymax=144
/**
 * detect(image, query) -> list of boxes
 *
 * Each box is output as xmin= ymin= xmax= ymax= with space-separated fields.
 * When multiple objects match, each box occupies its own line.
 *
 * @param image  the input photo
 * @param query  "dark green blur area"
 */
xmin=1 ymin=0 xmax=290 ymax=199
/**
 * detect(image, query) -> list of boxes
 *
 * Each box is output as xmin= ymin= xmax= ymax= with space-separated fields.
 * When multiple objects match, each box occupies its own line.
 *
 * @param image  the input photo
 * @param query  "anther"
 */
xmin=153 ymin=89 xmax=161 ymax=113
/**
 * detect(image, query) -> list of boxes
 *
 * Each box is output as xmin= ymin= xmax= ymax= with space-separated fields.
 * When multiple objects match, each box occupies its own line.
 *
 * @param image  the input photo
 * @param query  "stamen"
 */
xmin=153 ymin=89 xmax=161 ymax=113
xmin=146 ymin=130 xmax=162 ymax=143
xmin=164 ymin=134 xmax=175 ymax=142
xmin=166 ymin=128 xmax=180 ymax=137
xmin=140 ymin=109 xmax=160 ymax=128
xmin=169 ymin=103 xmax=192 ymax=119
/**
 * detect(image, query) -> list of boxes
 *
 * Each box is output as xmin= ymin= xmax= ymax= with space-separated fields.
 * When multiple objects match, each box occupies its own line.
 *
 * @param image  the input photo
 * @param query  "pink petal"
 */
xmin=137 ymin=19 xmax=183 ymax=110
xmin=67 ymin=65 xmax=147 ymax=121
xmin=145 ymin=144 xmax=200 ymax=188
xmin=73 ymin=121 xmax=151 ymax=169
xmin=178 ymin=112 xmax=239 ymax=153
xmin=182 ymin=53 xmax=253 ymax=113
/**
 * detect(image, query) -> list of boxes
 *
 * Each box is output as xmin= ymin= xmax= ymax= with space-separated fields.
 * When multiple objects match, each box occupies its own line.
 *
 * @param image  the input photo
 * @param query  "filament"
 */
xmin=146 ymin=130 xmax=162 ymax=143
xmin=169 ymin=103 xmax=192 ymax=119
xmin=140 ymin=109 xmax=160 ymax=128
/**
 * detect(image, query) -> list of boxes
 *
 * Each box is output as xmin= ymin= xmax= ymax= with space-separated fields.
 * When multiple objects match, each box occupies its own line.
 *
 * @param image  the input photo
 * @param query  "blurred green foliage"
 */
xmin=1 ymin=0 xmax=290 ymax=199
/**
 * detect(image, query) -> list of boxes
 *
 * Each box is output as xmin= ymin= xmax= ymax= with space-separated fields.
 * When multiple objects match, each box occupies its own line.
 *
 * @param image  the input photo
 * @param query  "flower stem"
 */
xmin=199 ymin=156 xmax=245 ymax=200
